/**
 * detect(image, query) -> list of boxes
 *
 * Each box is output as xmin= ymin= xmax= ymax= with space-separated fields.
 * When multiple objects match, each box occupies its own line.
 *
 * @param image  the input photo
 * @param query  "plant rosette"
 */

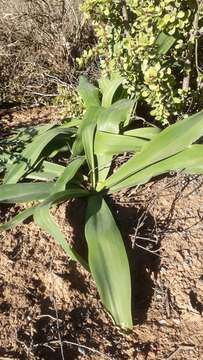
xmin=1 ymin=75 xmax=203 ymax=329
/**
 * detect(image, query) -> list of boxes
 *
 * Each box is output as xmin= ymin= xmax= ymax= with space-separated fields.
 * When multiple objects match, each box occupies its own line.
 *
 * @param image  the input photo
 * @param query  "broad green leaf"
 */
xmin=0 ymin=205 xmax=37 ymax=231
xmin=109 ymin=145 xmax=203 ymax=192
xmin=104 ymin=110 xmax=203 ymax=190
xmin=96 ymin=126 xmax=149 ymax=190
xmin=78 ymin=76 xmax=100 ymax=108
xmin=34 ymin=206 xmax=89 ymax=270
xmin=156 ymin=32 xmax=176 ymax=54
xmin=96 ymin=99 xmax=135 ymax=185
xmin=97 ymin=99 xmax=135 ymax=133
xmin=95 ymin=153 xmax=112 ymax=191
xmin=99 ymin=74 xmax=123 ymax=108
xmin=59 ymin=119 xmax=81 ymax=128
xmin=95 ymin=131 xmax=148 ymax=155
xmin=54 ymin=156 xmax=85 ymax=192
xmin=26 ymin=161 xmax=65 ymax=181
xmin=72 ymin=107 xmax=102 ymax=156
xmin=0 ymin=182 xmax=54 ymax=203
xmin=40 ymin=135 xmax=71 ymax=160
xmin=40 ymin=188 xmax=89 ymax=207
xmin=3 ymin=123 xmax=55 ymax=146
xmin=34 ymin=205 xmax=89 ymax=270
xmin=4 ymin=126 xmax=75 ymax=184
xmin=124 ymin=127 xmax=161 ymax=139
xmin=0 ymin=125 xmax=60 ymax=177
xmin=34 ymin=188 xmax=89 ymax=270
xmin=82 ymin=124 xmax=96 ymax=188
xmin=85 ymin=195 xmax=132 ymax=329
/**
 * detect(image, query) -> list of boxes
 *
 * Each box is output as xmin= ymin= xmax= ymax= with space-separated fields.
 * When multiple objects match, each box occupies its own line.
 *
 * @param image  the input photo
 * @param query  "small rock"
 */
xmin=158 ymin=319 xmax=167 ymax=326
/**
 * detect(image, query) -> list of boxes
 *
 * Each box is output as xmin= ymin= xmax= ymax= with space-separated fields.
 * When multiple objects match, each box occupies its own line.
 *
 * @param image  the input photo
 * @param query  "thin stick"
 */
xmin=49 ymin=258 xmax=65 ymax=360
xmin=53 ymin=299 xmax=65 ymax=360
xmin=165 ymin=345 xmax=195 ymax=360
xmin=34 ymin=340 xmax=113 ymax=360
xmin=136 ymin=235 xmax=158 ymax=243
xmin=135 ymin=243 xmax=160 ymax=256
xmin=36 ymin=314 xmax=62 ymax=322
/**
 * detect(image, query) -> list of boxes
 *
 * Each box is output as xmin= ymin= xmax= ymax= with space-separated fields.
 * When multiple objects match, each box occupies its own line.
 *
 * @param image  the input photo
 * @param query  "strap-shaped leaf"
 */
xmin=0 ymin=205 xmax=37 ymax=231
xmin=96 ymin=99 xmax=135 ymax=186
xmin=0 ymin=126 xmax=54 ymax=175
xmin=72 ymin=107 xmax=102 ymax=156
xmin=34 ymin=205 xmax=89 ymax=270
xmin=0 ymin=182 xmax=54 ymax=203
xmin=85 ymin=195 xmax=132 ymax=329
xmin=3 ymin=123 xmax=55 ymax=148
xmin=95 ymin=126 xmax=149 ymax=189
xmin=95 ymin=131 xmax=148 ymax=155
xmin=97 ymin=99 xmax=135 ymax=133
xmin=4 ymin=126 xmax=75 ymax=184
xmin=104 ymin=110 xmax=203 ymax=190
xmin=78 ymin=76 xmax=100 ymax=108
xmin=34 ymin=188 xmax=89 ymax=270
xmin=109 ymin=145 xmax=203 ymax=192
xmin=82 ymin=124 xmax=96 ymax=188
xmin=99 ymin=74 xmax=123 ymax=108
xmin=39 ymin=188 xmax=89 ymax=207
xmin=26 ymin=161 xmax=65 ymax=181
xmin=54 ymin=156 xmax=85 ymax=192
xmin=124 ymin=127 xmax=161 ymax=139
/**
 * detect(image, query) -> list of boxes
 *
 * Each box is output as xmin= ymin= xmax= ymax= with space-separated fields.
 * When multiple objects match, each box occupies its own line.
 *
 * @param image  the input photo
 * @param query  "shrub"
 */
xmin=1 ymin=75 xmax=203 ymax=328
xmin=79 ymin=0 xmax=203 ymax=124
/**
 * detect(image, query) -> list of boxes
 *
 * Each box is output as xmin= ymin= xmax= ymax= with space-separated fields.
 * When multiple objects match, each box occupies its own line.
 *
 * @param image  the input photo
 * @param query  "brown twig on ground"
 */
xmin=165 ymin=344 xmax=195 ymax=360
xmin=49 ymin=257 xmax=65 ymax=360
xmin=34 ymin=340 xmax=114 ymax=360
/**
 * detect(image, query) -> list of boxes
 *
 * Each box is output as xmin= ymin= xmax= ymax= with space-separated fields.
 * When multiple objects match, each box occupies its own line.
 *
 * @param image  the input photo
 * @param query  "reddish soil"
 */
xmin=0 ymin=108 xmax=203 ymax=360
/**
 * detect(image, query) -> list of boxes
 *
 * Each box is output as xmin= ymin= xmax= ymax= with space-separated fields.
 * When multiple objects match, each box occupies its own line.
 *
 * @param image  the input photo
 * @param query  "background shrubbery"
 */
xmin=0 ymin=0 xmax=95 ymax=108
xmin=80 ymin=0 xmax=203 ymax=124
xmin=1 ymin=0 xmax=203 ymax=125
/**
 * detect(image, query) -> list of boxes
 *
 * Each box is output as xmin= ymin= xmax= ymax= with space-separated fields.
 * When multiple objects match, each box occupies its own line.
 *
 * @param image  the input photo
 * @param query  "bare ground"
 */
xmin=0 ymin=108 xmax=203 ymax=360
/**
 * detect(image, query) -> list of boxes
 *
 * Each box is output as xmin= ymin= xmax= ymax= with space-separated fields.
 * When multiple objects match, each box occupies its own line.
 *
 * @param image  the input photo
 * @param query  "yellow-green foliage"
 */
xmin=79 ymin=0 xmax=202 ymax=123
xmin=52 ymin=84 xmax=84 ymax=118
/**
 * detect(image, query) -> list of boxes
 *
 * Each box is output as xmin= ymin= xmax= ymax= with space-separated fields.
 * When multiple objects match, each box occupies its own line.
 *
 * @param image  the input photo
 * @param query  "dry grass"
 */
xmin=0 ymin=0 xmax=95 ymax=105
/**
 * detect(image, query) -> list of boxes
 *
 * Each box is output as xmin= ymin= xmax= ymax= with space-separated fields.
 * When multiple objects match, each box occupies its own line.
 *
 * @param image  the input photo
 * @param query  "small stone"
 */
xmin=158 ymin=319 xmax=167 ymax=325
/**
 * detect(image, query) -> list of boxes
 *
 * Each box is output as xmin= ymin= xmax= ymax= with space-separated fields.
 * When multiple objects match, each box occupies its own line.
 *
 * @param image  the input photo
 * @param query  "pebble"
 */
xmin=158 ymin=319 xmax=167 ymax=325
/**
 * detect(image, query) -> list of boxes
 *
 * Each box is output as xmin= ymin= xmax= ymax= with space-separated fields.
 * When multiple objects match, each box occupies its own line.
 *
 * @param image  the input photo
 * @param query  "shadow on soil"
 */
xmin=107 ymin=198 xmax=161 ymax=325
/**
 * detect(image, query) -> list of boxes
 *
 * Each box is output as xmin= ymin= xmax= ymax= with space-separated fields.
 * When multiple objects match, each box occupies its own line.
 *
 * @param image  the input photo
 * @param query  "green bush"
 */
xmin=1 ymin=75 xmax=203 ymax=328
xmin=79 ymin=0 xmax=203 ymax=124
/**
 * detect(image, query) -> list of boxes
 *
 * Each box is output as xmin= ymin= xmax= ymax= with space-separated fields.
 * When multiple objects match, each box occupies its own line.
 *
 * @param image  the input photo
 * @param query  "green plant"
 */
xmin=79 ymin=0 xmax=203 ymax=123
xmin=1 ymin=75 xmax=203 ymax=329
xmin=51 ymin=84 xmax=84 ymax=118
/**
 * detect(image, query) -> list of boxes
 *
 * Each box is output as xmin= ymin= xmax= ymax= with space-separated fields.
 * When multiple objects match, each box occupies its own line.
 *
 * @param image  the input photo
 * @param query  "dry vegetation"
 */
xmin=0 ymin=0 xmax=95 ymax=105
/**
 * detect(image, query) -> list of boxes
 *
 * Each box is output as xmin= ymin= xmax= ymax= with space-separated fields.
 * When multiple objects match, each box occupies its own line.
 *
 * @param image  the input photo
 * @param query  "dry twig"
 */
xmin=165 ymin=344 xmax=195 ymax=360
